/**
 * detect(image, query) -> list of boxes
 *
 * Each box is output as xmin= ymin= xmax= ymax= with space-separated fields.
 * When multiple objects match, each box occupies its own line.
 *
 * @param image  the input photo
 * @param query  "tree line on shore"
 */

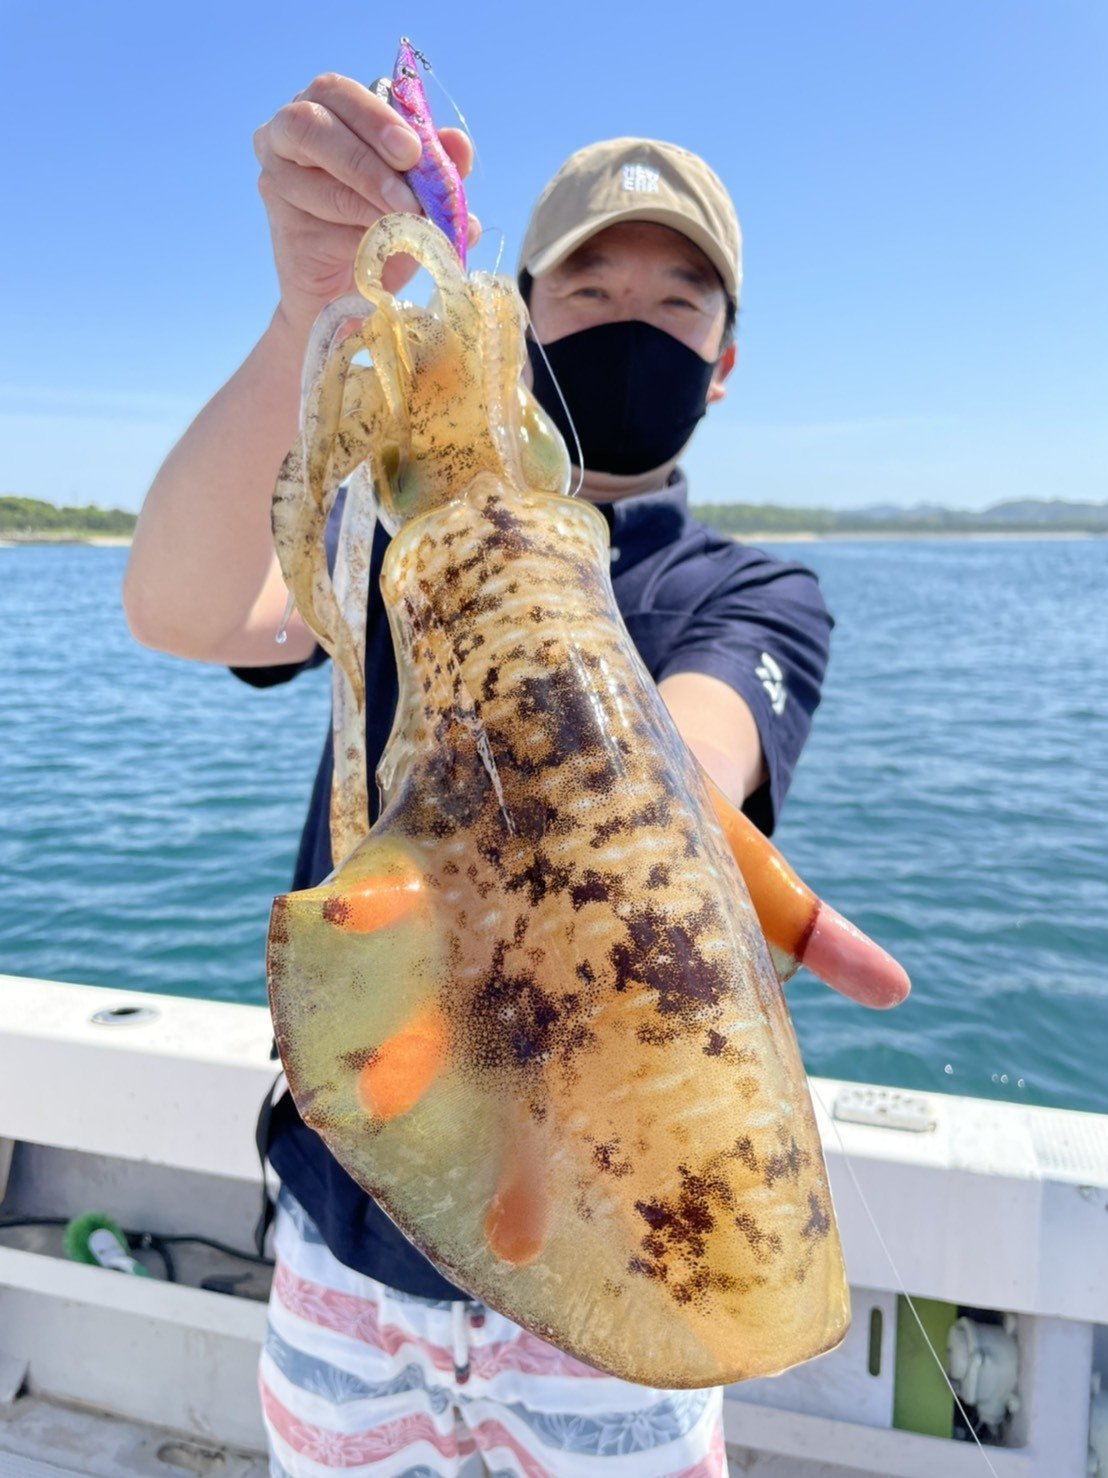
xmin=3 ymin=492 xmax=1106 ymax=542
xmin=0 ymin=496 xmax=137 ymax=537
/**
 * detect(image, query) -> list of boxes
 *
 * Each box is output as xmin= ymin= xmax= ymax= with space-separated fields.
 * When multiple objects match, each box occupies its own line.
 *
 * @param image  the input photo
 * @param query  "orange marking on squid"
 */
xmin=706 ymin=778 xmax=816 ymax=961
xmin=483 ymin=1113 xmax=550 ymax=1266
xmin=322 ymin=864 xmax=424 ymax=934
xmin=355 ymin=1001 xmax=447 ymax=1121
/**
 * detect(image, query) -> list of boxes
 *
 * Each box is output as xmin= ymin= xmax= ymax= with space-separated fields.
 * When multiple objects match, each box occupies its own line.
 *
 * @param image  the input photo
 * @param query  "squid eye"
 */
xmin=401 ymin=66 xmax=417 ymax=79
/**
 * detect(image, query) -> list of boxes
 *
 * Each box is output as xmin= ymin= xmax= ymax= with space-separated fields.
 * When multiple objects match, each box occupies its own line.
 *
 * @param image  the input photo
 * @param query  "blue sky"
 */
xmin=2 ymin=1 xmax=1105 ymax=511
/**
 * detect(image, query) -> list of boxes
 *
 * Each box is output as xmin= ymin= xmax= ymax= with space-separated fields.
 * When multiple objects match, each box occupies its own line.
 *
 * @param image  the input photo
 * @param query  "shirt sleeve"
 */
xmin=229 ymin=642 xmax=328 ymax=690
xmin=654 ymin=544 xmax=833 ymax=836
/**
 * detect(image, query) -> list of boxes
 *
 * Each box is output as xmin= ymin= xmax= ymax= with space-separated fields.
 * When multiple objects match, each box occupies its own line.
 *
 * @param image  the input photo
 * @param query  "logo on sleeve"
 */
xmin=756 ymin=652 xmax=787 ymax=716
xmin=621 ymin=163 xmax=660 ymax=194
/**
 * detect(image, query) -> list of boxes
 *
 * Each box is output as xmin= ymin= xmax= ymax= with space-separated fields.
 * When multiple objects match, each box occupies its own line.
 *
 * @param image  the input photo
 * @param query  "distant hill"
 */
xmin=5 ymin=492 xmax=1106 ymax=544
xmin=692 ymin=499 xmax=1108 ymax=537
xmin=0 ymin=496 xmax=137 ymax=540
xmin=976 ymin=499 xmax=1108 ymax=526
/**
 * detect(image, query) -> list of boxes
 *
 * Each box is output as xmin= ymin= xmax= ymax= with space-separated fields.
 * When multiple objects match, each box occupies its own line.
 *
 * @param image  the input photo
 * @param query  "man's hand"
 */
xmin=254 ymin=73 xmax=480 ymax=342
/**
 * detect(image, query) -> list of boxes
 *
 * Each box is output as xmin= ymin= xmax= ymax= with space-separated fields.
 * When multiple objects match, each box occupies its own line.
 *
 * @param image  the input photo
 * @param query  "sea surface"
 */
xmin=2 ymin=538 xmax=1106 ymax=1115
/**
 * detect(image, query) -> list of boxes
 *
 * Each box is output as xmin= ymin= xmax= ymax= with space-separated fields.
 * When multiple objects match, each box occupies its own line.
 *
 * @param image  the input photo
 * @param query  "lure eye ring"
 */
xmin=399 ymin=37 xmax=433 ymax=70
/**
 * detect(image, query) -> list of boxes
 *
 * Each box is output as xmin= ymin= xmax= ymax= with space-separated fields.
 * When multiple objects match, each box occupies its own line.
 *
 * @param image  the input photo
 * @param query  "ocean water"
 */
xmin=2 ymin=538 xmax=1106 ymax=1115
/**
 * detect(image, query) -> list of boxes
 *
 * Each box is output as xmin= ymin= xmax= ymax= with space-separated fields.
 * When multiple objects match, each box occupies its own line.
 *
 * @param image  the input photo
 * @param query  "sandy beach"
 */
xmin=0 ymin=534 xmax=133 ymax=547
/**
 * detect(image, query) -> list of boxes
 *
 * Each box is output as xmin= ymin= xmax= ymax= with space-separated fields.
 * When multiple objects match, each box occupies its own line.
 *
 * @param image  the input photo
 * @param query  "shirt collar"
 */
xmin=596 ymin=470 xmax=691 ymax=572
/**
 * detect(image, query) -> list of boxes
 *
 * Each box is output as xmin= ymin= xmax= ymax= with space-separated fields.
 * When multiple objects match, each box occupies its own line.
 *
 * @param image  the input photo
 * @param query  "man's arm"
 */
xmin=122 ymin=73 xmax=475 ymax=667
xmin=658 ymin=672 xmax=767 ymax=809
xmin=652 ymin=544 xmax=834 ymax=835
xmin=123 ymin=312 xmax=315 ymax=666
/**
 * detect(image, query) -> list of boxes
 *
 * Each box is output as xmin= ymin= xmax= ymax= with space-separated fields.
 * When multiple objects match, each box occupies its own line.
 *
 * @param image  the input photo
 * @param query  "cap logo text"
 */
xmin=621 ymin=163 xmax=660 ymax=194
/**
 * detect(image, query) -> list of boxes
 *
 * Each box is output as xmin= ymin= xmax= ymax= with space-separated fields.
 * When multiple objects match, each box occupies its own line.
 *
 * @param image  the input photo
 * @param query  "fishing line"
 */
xmin=406 ymin=39 xmax=484 ymax=177
xmin=468 ymin=225 xmax=507 ymax=277
xmin=524 ymin=318 xmax=585 ymax=499
xmin=808 ymin=1081 xmax=1003 ymax=1478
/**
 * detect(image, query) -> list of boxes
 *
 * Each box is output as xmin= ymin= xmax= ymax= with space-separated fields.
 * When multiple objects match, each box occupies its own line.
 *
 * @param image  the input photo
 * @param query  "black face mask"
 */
xmin=526 ymin=319 xmax=717 ymax=477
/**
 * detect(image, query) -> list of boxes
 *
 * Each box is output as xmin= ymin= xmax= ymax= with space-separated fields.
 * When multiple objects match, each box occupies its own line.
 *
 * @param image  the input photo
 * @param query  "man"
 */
xmin=124 ymin=73 xmax=835 ymax=1478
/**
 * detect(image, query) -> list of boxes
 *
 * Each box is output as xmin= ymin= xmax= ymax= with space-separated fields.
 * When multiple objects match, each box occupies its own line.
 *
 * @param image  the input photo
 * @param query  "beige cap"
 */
xmin=519 ymin=137 xmax=742 ymax=306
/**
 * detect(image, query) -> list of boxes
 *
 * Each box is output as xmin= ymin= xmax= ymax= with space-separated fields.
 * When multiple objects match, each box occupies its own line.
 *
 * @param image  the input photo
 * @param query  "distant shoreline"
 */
xmin=1 ymin=529 xmax=1102 ymax=550
xmin=6 ymin=493 xmax=1105 ymax=548
xmin=736 ymin=528 xmax=1102 ymax=543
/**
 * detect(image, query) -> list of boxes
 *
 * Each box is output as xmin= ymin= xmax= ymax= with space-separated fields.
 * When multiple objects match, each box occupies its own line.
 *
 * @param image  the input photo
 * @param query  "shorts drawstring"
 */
xmin=451 ymin=1299 xmax=470 ymax=1384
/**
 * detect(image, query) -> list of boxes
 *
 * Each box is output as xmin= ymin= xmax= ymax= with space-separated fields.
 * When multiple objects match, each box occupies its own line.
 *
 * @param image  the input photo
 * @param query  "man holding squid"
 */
xmin=125 ymin=63 xmax=901 ymax=1478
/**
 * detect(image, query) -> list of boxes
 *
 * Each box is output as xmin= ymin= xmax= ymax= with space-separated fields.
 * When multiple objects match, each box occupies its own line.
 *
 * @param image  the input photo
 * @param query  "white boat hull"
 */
xmin=1 ymin=975 xmax=1104 ymax=1476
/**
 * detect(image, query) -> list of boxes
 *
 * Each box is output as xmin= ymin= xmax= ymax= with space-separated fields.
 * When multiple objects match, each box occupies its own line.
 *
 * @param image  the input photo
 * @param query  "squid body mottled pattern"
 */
xmin=267 ymin=215 xmax=851 ymax=1389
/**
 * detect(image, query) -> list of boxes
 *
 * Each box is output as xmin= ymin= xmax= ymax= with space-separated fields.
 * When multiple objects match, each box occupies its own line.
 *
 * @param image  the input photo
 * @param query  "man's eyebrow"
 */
xmin=665 ymin=262 xmax=717 ymax=293
xmin=556 ymin=249 xmax=722 ymax=295
xmin=559 ymin=248 xmax=611 ymax=276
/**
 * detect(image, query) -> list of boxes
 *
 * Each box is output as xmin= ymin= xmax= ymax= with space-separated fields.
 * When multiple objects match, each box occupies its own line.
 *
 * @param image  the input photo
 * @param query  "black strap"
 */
xmin=253 ymin=1071 xmax=285 ymax=1256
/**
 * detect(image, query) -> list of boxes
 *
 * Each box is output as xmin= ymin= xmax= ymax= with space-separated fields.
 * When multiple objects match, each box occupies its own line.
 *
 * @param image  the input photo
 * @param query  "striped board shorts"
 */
xmin=260 ymin=1187 xmax=727 ymax=1477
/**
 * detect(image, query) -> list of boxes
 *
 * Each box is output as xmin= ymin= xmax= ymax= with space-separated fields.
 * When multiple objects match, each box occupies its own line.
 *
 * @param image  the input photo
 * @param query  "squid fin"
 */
xmin=268 ymin=836 xmax=444 ymax=1131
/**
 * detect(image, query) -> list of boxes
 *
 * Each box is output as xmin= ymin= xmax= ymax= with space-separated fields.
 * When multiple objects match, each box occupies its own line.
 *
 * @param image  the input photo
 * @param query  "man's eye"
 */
xmin=665 ymin=297 xmax=697 ymax=310
xmin=573 ymin=287 xmax=608 ymax=300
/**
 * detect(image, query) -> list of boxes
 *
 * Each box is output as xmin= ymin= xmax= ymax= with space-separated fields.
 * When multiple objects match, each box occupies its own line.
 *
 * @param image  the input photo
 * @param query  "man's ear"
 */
xmin=707 ymin=342 xmax=737 ymax=406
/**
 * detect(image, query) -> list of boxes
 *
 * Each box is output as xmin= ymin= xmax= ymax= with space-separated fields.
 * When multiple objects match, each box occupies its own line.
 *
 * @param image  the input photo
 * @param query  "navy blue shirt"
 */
xmin=234 ymin=473 xmax=832 ymax=1297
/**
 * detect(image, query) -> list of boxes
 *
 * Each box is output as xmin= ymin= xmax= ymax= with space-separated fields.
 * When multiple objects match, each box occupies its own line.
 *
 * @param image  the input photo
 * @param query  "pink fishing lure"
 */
xmin=389 ymin=38 xmax=468 ymax=267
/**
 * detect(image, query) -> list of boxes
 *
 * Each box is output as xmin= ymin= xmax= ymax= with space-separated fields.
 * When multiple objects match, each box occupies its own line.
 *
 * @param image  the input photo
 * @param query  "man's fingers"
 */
xmin=261 ymin=101 xmax=421 ymax=216
xmin=298 ymin=72 xmax=421 ymax=170
xmin=259 ymin=154 xmax=415 ymax=229
xmin=439 ymin=127 xmax=475 ymax=180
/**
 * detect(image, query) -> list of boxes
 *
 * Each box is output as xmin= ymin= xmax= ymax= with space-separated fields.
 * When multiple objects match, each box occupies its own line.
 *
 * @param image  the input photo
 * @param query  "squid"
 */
xmin=266 ymin=43 xmax=908 ymax=1390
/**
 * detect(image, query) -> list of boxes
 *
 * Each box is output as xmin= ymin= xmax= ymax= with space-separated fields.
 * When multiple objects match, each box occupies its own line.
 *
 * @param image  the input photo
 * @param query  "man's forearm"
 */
xmin=658 ymin=671 xmax=767 ymax=811
xmin=123 ymin=308 xmax=315 ymax=665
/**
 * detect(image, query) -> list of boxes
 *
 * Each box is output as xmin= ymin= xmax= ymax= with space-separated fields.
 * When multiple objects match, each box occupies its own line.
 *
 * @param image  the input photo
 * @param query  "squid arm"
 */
xmin=273 ymin=305 xmax=374 ymax=702
xmin=705 ymin=774 xmax=911 ymax=1008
